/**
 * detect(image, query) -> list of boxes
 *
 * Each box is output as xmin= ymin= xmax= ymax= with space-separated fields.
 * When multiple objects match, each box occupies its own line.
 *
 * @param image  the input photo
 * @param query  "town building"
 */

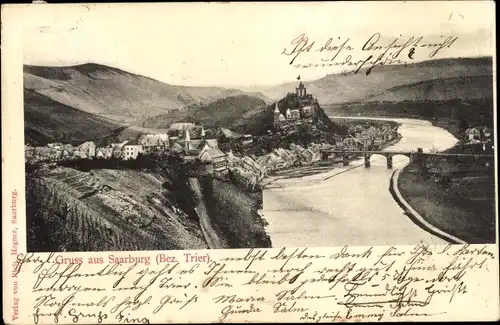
xmin=77 ymin=141 xmax=96 ymax=158
xmin=273 ymin=102 xmax=287 ymax=130
xmin=240 ymin=134 xmax=253 ymax=146
xmin=465 ymin=127 xmax=481 ymax=141
xmin=181 ymin=126 xmax=229 ymax=177
xmin=181 ymin=126 xmax=208 ymax=152
xmin=62 ymin=144 xmax=74 ymax=154
xmin=199 ymin=143 xmax=228 ymax=178
xmin=138 ymin=134 xmax=169 ymax=151
xmin=121 ymin=139 xmax=143 ymax=160
xmin=301 ymin=105 xmax=313 ymax=118
xmin=240 ymin=156 xmax=266 ymax=178
xmin=35 ymin=146 xmax=52 ymax=160
xmin=215 ymin=127 xmax=242 ymax=141
xmin=47 ymin=142 xmax=63 ymax=149
xmin=96 ymin=147 xmax=114 ymax=159
xmin=110 ymin=141 xmax=129 ymax=159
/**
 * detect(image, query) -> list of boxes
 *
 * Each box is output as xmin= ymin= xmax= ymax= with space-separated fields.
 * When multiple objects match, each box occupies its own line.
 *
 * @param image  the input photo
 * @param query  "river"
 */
xmin=262 ymin=116 xmax=459 ymax=247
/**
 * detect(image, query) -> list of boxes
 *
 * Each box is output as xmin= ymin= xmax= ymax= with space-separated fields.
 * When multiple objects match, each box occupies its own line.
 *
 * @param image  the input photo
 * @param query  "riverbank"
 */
xmin=323 ymin=111 xmax=495 ymax=244
xmin=324 ymin=98 xmax=493 ymax=140
xmin=334 ymin=114 xmax=496 ymax=243
xmin=397 ymin=157 xmax=496 ymax=243
xmin=389 ymin=168 xmax=466 ymax=244
xmin=262 ymin=116 xmax=460 ymax=246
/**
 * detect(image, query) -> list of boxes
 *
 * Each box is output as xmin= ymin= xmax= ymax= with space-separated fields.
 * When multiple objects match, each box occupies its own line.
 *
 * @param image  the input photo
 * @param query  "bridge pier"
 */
xmin=343 ymin=155 xmax=349 ymax=166
xmin=387 ymin=156 xmax=393 ymax=169
xmin=364 ymin=156 xmax=371 ymax=168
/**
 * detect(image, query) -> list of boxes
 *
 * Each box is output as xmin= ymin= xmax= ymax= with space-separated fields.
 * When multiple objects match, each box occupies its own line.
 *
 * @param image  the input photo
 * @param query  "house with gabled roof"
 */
xmin=138 ymin=133 xmax=169 ymax=151
xmin=96 ymin=147 xmax=113 ymax=159
xmin=78 ymin=141 xmax=96 ymax=158
xmin=199 ymin=143 xmax=228 ymax=178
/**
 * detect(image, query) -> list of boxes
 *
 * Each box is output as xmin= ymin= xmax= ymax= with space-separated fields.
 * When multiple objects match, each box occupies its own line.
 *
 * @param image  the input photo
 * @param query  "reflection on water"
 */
xmin=262 ymin=117 xmax=459 ymax=247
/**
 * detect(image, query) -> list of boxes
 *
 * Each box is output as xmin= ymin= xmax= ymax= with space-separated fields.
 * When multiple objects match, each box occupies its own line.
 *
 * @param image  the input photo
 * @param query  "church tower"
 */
xmin=184 ymin=128 xmax=191 ymax=154
xmin=273 ymin=102 xmax=280 ymax=129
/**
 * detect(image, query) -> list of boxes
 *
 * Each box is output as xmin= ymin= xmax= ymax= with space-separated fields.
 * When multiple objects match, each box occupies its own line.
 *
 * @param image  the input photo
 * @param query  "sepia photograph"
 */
xmin=3 ymin=3 xmax=499 ymax=324
xmin=22 ymin=3 xmax=495 ymax=253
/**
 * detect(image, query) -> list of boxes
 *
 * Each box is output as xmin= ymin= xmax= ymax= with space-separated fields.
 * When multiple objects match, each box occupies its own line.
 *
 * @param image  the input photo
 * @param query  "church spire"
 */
xmin=274 ymin=102 xmax=279 ymax=113
xmin=184 ymin=128 xmax=191 ymax=153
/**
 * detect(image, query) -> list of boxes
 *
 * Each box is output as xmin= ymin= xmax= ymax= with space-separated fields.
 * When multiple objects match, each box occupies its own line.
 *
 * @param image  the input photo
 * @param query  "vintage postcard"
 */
xmin=2 ymin=1 xmax=499 ymax=324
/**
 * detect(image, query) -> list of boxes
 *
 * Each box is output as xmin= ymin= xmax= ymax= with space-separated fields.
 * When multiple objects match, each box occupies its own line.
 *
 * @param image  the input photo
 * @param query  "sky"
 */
xmin=17 ymin=2 xmax=495 ymax=87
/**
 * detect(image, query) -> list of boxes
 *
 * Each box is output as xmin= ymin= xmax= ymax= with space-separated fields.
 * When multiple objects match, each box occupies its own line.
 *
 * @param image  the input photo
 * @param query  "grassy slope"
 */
xmin=398 ymin=161 xmax=496 ymax=243
xmin=24 ymin=89 xmax=137 ymax=146
xmin=362 ymin=75 xmax=493 ymax=102
xmin=26 ymin=167 xmax=208 ymax=252
xmin=142 ymin=95 xmax=268 ymax=129
xmin=24 ymin=64 xmax=270 ymax=122
xmin=24 ymin=63 xmax=272 ymax=144
xmin=23 ymin=63 xmax=272 ymax=145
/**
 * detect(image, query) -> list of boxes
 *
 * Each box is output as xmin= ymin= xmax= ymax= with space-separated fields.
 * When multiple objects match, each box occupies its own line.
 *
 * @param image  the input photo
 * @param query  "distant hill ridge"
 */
xmin=24 ymin=63 xmax=271 ymax=122
xmin=24 ymin=57 xmax=492 ymax=145
xmin=361 ymin=75 xmax=493 ymax=103
xmin=255 ymin=57 xmax=493 ymax=104
xmin=23 ymin=63 xmax=271 ymax=145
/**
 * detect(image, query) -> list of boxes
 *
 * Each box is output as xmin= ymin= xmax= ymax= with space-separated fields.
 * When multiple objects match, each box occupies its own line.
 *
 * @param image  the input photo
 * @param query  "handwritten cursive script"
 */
xmin=282 ymin=33 xmax=458 ymax=75
xmin=10 ymin=244 xmax=496 ymax=323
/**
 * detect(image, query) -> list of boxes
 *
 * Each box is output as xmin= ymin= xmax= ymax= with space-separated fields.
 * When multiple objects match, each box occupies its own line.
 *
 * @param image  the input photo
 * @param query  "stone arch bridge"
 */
xmin=320 ymin=148 xmax=494 ymax=169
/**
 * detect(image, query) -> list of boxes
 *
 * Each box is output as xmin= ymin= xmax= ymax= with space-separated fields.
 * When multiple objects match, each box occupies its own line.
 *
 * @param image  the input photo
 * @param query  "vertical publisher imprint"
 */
xmin=11 ymin=190 xmax=20 ymax=321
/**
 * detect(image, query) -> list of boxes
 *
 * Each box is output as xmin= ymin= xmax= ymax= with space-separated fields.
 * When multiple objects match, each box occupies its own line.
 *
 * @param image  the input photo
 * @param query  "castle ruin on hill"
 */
xmin=273 ymin=81 xmax=320 ymax=131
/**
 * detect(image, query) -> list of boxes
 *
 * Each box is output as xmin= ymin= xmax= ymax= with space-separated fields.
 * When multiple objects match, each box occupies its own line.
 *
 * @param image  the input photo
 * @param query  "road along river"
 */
xmin=262 ymin=117 xmax=459 ymax=247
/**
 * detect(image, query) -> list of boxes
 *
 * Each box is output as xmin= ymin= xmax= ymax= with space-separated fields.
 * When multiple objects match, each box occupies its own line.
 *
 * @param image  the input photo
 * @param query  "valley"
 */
xmin=24 ymin=56 xmax=495 ymax=250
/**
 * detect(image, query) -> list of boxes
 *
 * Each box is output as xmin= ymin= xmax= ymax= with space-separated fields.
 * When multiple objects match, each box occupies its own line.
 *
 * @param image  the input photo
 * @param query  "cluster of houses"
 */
xmin=25 ymin=141 xmax=102 ymax=162
xmin=463 ymin=125 xmax=493 ymax=153
xmin=25 ymin=135 xmax=167 ymax=163
xmin=226 ymin=152 xmax=266 ymax=191
xmin=25 ymin=124 xmax=231 ymax=178
xmin=173 ymin=125 xmax=229 ymax=178
xmin=464 ymin=126 xmax=493 ymax=143
xmin=222 ymin=143 xmax=323 ymax=191
xmin=255 ymin=143 xmax=324 ymax=172
xmin=342 ymin=123 xmax=398 ymax=150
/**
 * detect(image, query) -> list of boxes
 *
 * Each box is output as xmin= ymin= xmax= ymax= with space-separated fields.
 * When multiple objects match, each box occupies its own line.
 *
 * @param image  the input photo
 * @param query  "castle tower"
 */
xmin=184 ymin=128 xmax=191 ymax=153
xmin=296 ymin=81 xmax=306 ymax=98
xmin=201 ymin=126 xmax=206 ymax=140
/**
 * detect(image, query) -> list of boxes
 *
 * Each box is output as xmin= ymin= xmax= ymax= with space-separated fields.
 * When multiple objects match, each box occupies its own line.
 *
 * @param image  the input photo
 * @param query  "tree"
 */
xmin=297 ymin=124 xmax=312 ymax=148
